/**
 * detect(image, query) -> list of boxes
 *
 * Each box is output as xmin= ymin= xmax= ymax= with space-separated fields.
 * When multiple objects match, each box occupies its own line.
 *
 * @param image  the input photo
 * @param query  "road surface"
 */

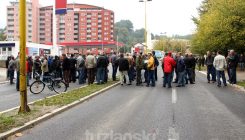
xmin=14 ymin=72 xmax=245 ymax=140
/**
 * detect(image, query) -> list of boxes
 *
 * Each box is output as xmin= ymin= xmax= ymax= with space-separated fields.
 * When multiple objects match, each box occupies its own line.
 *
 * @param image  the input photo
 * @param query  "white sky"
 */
xmin=0 ymin=0 xmax=203 ymax=36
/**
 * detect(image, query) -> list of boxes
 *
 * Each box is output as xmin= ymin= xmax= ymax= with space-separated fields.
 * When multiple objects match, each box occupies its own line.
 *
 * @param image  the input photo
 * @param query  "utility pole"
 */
xmin=19 ymin=0 xmax=30 ymax=113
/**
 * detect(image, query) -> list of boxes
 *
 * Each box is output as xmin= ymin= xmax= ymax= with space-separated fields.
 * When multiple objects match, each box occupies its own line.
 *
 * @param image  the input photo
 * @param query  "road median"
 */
xmin=0 ymin=80 xmax=119 ymax=139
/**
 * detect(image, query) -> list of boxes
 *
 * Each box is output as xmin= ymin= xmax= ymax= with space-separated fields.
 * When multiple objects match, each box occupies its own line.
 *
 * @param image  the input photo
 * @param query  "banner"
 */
xmin=55 ymin=0 xmax=67 ymax=14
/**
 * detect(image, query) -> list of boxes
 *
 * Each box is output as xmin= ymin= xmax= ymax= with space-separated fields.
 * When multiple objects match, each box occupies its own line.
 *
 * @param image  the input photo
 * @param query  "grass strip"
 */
xmin=237 ymin=81 xmax=245 ymax=88
xmin=0 ymin=80 xmax=118 ymax=133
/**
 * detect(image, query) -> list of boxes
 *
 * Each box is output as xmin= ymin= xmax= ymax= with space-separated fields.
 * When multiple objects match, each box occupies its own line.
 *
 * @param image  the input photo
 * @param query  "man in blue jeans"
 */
xmin=213 ymin=51 xmax=227 ymax=87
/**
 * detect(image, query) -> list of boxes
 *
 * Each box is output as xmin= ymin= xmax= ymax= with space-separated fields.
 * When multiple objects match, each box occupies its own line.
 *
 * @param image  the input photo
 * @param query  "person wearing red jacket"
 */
xmin=162 ymin=52 xmax=176 ymax=88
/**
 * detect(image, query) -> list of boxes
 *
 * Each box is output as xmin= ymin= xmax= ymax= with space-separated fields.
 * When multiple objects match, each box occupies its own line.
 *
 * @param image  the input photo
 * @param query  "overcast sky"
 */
xmin=0 ymin=0 xmax=203 ymax=36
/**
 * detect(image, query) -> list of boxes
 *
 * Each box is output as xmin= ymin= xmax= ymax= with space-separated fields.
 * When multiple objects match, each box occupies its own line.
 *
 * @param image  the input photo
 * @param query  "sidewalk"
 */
xmin=0 ymin=68 xmax=7 ymax=83
xmin=200 ymin=69 xmax=245 ymax=82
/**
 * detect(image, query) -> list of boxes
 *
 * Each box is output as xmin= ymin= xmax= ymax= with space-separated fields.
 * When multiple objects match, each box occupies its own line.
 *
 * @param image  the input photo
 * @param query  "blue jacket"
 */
xmin=177 ymin=58 xmax=186 ymax=72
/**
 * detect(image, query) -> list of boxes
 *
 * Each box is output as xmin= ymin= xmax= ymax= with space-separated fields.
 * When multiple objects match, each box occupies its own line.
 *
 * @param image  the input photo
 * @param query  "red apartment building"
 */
xmin=7 ymin=1 xmax=121 ymax=55
xmin=40 ymin=4 xmax=120 ymax=54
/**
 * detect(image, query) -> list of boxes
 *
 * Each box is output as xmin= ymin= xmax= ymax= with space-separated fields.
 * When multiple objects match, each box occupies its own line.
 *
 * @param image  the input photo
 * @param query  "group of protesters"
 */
xmin=203 ymin=50 xmax=243 ymax=87
xmin=5 ymin=49 xmax=244 ymax=91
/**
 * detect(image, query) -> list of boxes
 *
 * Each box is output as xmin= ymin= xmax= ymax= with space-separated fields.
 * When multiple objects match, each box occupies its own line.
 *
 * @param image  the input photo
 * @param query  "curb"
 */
xmin=197 ymin=71 xmax=245 ymax=92
xmin=0 ymin=82 xmax=120 ymax=139
xmin=0 ymin=85 xmax=88 ymax=115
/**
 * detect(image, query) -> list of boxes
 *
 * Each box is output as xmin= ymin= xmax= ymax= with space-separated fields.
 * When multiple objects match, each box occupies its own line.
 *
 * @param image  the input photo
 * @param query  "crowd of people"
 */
xmin=201 ymin=50 xmax=243 ymax=87
xmin=4 ymin=49 xmax=244 ymax=91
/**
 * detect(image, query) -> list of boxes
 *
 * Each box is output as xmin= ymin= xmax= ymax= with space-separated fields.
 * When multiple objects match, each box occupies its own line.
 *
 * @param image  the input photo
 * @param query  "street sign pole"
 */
xmin=19 ymin=0 xmax=30 ymax=113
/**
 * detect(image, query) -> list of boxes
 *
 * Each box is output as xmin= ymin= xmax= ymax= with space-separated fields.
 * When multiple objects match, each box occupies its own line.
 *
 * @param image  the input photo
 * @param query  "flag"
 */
xmin=55 ymin=0 xmax=67 ymax=14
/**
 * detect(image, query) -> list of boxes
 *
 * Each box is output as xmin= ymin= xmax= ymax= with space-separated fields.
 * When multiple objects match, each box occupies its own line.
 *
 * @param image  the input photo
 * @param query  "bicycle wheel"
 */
xmin=30 ymin=81 xmax=45 ymax=94
xmin=52 ymin=80 xmax=67 ymax=94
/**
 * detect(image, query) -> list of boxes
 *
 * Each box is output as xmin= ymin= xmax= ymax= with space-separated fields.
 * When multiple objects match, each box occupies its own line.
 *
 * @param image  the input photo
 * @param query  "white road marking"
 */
xmin=168 ymin=127 xmax=179 ymax=140
xmin=172 ymin=88 xmax=177 ymax=104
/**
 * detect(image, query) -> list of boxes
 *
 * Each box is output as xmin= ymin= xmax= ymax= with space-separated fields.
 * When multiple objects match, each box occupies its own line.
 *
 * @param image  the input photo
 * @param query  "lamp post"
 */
xmin=139 ymin=0 xmax=152 ymax=51
xmin=19 ymin=0 xmax=30 ymax=113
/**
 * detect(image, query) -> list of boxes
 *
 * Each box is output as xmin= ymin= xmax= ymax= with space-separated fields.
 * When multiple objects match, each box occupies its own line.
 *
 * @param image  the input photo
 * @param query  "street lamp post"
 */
xmin=19 ymin=0 xmax=30 ymax=113
xmin=139 ymin=0 xmax=152 ymax=52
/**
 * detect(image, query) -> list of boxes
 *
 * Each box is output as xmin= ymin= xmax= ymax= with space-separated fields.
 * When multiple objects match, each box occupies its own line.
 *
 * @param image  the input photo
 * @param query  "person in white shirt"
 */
xmin=213 ymin=50 xmax=227 ymax=87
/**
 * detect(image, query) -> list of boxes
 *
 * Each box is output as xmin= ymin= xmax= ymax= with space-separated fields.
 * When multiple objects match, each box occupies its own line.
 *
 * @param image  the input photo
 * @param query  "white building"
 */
xmin=0 ymin=41 xmax=53 ymax=60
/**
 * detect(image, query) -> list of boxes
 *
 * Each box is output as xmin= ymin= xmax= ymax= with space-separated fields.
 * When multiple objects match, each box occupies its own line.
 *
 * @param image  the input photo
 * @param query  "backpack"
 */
xmin=154 ymin=56 xmax=159 ymax=67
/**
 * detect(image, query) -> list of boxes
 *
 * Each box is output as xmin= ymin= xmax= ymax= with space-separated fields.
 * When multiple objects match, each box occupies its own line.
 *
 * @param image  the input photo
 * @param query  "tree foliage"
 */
xmin=153 ymin=38 xmax=189 ymax=54
xmin=114 ymin=20 xmax=145 ymax=52
xmin=0 ymin=27 xmax=6 ymax=41
xmin=191 ymin=0 xmax=245 ymax=55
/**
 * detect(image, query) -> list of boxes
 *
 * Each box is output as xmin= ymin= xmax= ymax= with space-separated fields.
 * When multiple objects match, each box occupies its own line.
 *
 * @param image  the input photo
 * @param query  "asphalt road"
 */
xmin=0 ymin=78 xmax=85 ymax=112
xmin=0 ymin=66 xmax=115 ymax=112
xmin=13 ymin=71 xmax=245 ymax=140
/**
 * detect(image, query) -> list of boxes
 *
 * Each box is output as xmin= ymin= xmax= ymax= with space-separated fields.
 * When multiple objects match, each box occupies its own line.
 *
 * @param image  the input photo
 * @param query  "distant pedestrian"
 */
xmin=41 ymin=56 xmax=49 ymax=82
xmin=62 ymin=54 xmax=71 ymax=87
xmin=33 ymin=56 xmax=42 ymax=78
xmin=6 ymin=56 xmax=11 ymax=79
xmin=227 ymin=50 xmax=239 ymax=84
xmin=111 ymin=52 xmax=118 ymax=81
xmin=85 ymin=51 xmax=96 ymax=85
xmin=213 ymin=51 xmax=227 ymax=87
xmin=27 ymin=56 xmax=33 ymax=80
xmin=96 ymin=52 xmax=107 ymax=84
xmin=69 ymin=54 xmax=77 ymax=83
xmin=117 ymin=53 xmax=130 ymax=85
xmin=176 ymin=53 xmax=186 ymax=87
xmin=136 ymin=52 xmax=144 ymax=86
xmin=77 ymin=54 xmax=86 ymax=84
xmin=152 ymin=51 xmax=159 ymax=81
xmin=146 ymin=52 xmax=155 ymax=87
xmin=8 ymin=56 xmax=16 ymax=85
xmin=206 ymin=51 xmax=216 ymax=83
xmin=162 ymin=52 xmax=176 ymax=88
xmin=238 ymin=54 xmax=245 ymax=71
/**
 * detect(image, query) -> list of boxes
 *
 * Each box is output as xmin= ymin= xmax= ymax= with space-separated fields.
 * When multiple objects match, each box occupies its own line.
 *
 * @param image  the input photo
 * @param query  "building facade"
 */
xmin=6 ymin=2 xmax=118 ymax=54
xmin=6 ymin=0 xmax=39 ymax=43
xmin=39 ymin=4 xmax=114 ymax=44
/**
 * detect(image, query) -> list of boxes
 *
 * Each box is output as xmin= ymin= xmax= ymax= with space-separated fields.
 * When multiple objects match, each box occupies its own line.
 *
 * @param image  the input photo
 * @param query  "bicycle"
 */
xmin=30 ymin=72 xmax=67 ymax=94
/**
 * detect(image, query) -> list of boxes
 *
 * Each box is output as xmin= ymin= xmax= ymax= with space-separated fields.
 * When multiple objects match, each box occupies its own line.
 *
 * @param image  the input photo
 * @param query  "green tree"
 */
xmin=191 ymin=0 xmax=245 ymax=55
xmin=0 ymin=27 xmax=7 ymax=41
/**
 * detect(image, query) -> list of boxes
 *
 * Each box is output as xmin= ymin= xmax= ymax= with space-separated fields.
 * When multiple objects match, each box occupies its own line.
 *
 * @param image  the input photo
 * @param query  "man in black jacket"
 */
xmin=69 ymin=54 xmax=77 ymax=83
xmin=62 ymin=54 xmax=71 ymax=87
xmin=206 ymin=51 xmax=216 ymax=83
xmin=184 ymin=54 xmax=194 ymax=84
xmin=227 ymin=50 xmax=239 ymax=84
xmin=152 ymin=51 xmax=159 ymax=81
xmin=117 ymin=53 xmax=130 ymax=85
xmin=96 ymin=52 xmax=107 ymax=84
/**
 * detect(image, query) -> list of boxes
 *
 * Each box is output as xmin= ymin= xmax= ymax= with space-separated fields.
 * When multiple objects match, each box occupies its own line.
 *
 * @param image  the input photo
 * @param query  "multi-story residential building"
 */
xmin=39 ymin=4 xmax=114 ymax=44
xmin=6 ymin=2 xmax=119 ymax=54
xmin=6 ymin=0 xmax=39 ymax=43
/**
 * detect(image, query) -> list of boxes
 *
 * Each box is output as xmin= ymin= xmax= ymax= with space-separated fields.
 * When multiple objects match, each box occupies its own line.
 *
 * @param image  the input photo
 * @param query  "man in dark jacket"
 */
xmin=152 ymin=51 xmax=159 ymax=81
xmin=69 ymin=54 xmax=77 ymax=83
xmin=6 ymin=56 xmax=11 ymax=79
xmin=206 ymin=51 xmax=216 ymax=83
xmin=33 ymin=56 xmax=42 ymax=78
xmin=227 ymin=50 xmax=239 ymax=84
xmin=184 ymin=54 xmax=194 ymax=84
xmin=176 ymin=53 xmax=186 ymax=87
xmin=117 ymin=53 xmax=130 ymax=85
xmin=136 ymin=52 xmax=144 ymax=86
xmin=189 ymin=53 xmax=196 ymax=83
xmin=111 ymin=52 xmax=118 ymax=81
xmin=62 ymin=54 xmax=71 ymax=87
xmin=96 ymin=52 xmax=107 ymax=84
